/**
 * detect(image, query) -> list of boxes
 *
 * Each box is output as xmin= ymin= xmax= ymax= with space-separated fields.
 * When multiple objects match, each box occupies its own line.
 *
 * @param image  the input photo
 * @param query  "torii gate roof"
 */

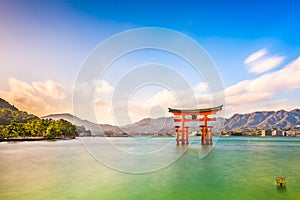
xmin=168 ymin=105 xmax=223 ymax=114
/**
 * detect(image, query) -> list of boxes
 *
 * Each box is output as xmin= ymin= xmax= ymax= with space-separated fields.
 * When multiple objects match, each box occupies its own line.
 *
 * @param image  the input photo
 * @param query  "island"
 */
xmin=0 ymin=98 xmax=77 ymax=141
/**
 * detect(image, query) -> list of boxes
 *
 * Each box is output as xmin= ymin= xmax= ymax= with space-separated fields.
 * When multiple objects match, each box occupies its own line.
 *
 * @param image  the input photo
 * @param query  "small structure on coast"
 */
xmin=168 ymin=105 xmax=223 ymax=145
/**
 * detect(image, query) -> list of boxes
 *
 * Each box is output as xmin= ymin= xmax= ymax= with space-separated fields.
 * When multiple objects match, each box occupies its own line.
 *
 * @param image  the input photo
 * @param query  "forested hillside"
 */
xmin=0 ymin=98 xmax=77 ymax=139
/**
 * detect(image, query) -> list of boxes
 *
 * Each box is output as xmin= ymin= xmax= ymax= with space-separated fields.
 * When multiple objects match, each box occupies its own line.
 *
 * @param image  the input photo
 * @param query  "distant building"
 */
xmin=261 ymin=130 xmax=272 ymax=137
xmin=286 ymin=130 xmax=295 ymax=136
xmin=272 ymin=130 xmax=283 ymax=136
xmin=283 ymin=131 xmax=287 ymax=136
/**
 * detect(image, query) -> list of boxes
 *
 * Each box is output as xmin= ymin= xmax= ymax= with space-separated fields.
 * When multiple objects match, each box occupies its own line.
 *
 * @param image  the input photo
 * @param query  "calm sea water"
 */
xmin=1 ymin=136 xmax=300 ymax=200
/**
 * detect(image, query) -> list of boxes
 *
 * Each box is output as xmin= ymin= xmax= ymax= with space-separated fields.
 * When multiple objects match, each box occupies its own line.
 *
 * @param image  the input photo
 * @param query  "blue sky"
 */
xmin=0 ymin=0 xmax=300 ymax=125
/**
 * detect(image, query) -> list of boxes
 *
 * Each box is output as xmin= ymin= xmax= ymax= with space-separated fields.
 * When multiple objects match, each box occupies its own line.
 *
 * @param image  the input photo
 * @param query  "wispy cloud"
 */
xmin=244 ymin=48 xmax=267 ymax=64
xmin=247 ymin=56 xmax=285 ymax=74
xmin=244 ymin=48 xmax=285 ymax=74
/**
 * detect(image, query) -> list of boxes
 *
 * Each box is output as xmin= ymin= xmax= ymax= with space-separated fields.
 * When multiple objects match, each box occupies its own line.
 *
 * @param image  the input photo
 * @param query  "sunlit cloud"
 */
xmin=32 ymin=79 xmax=65 ymax=99
xmin=0 ymin=77 xmax=69 ymax=116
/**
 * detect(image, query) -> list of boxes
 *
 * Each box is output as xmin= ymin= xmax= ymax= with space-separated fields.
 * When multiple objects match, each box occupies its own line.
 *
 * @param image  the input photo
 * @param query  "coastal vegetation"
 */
xmin=0 ymin=98 xmax=77 ymax=139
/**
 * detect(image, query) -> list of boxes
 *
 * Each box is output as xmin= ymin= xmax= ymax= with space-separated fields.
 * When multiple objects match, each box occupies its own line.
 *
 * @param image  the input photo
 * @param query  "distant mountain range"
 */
xmin=42 ymin=109 xmax=300 ymax=135
xmin=2 ymin=97 xmax=300 ymax=135
xmin=220 ymin=109 xmax=300 ymax=131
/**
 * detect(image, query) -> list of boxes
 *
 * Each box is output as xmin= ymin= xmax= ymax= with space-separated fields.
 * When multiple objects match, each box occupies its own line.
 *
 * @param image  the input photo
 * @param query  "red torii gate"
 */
xmin=168 ymin=105 xmax=223 ymax=145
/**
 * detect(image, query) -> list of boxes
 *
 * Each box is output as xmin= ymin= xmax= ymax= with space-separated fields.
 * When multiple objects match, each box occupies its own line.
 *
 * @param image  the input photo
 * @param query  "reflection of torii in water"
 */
xmin=168 ymin=105 xmax=223 ymax=145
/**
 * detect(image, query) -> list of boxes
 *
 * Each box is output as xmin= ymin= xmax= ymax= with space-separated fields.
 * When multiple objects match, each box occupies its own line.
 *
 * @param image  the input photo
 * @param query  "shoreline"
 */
xmin=1 ymin=135 xmax=298 ymax=142
xmin=0 ymin=136 xmax=76 ymax=142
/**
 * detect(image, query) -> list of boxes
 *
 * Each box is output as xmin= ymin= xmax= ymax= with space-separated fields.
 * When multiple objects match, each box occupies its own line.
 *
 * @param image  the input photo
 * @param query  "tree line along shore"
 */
xmin=0 ymin=108 xmax=77 ymax=141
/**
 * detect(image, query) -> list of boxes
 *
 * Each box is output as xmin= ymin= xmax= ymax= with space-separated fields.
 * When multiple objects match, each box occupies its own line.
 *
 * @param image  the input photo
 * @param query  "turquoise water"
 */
xmin=1 ymin=137 xmax=300 ymax=200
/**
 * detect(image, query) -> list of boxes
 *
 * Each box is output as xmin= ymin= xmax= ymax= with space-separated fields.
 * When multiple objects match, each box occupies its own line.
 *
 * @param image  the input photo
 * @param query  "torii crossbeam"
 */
xmin=168 ymin=105 xmax=223 ymax=145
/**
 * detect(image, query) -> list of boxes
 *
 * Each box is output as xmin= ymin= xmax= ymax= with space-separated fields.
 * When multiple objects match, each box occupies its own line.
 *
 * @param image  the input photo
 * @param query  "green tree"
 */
xmin=0 ymin=110 xmax=77 ymax=139
xmin=24 ymin=119 xmax=50 ymax=137
xmin=4 ymin=122 xmax=25 ymax=138
xmin=45 ymin=123 xmax=62 ymax=138
xmin=17 ymin=123 xmax=26 ymax=137
xmin=0 ymin=125 xmax=5 ymax=138
xmin=56 ymin=119 xmax=77 ymax=137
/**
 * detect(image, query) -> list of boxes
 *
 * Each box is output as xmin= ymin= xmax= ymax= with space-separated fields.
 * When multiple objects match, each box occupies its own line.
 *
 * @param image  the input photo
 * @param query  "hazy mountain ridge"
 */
xmin=121 ymin=117 xmax=175 ymax=135
xmin=42 ymin=113 xmax=124 ymax=136
xmin=42 ymin=114 xmax=174 ymax=135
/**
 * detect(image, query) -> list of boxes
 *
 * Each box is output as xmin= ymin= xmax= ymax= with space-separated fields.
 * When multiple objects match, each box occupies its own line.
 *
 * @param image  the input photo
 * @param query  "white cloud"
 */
xmin=7 ymin=77 xmax=36 ymax=96
xmin=117 ymin=56 xmax=300 ymax=121
xmin=96 ymin=80 xmax=114 ymax=94
xmin=32 ymin=79 xmax=65 ymax=99
xmin=125 ymin=87 xmax=213 ymax=124
xmin=225 ymin=56 xmax=300 ymax=116
xmin=94 ymin=98 xmax=114 ymax=124
xmin=247 ymin=56 xmax=285 ymax=74
xmin=145 ymin=89 xmax=178 ymax=108
xmin=250 ymin=56 xmax=300 ymax=93
xmin=244 ymin=48 xmax=285 ymax=74
xmin=0 ymin=77 xmax=69 ymax=116
xmin=82 ymin=55 xmax=300 ymax=124
xmin=244 ymin=48 xmax=267 ymax=64
xmin=127 ymin=89 xmax=177 ymax=123
xmin=104 ymin=88 xmax=201 ymax=125
xmin=74 ymin=81 xmax=93 ymax=97
xmin=194 ymin=82 xmax=208 ymax=93
xmin=94 ymin=99 xmax=111 ymax=107
xmin=75 ymin=79 xmax=114 ymax=97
